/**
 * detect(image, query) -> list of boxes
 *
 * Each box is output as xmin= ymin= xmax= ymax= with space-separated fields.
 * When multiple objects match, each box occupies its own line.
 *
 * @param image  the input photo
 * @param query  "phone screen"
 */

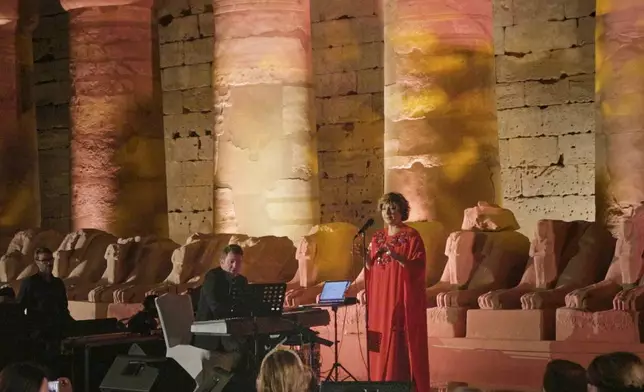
xmin=47 ymin=381 xmax=59 ymax=392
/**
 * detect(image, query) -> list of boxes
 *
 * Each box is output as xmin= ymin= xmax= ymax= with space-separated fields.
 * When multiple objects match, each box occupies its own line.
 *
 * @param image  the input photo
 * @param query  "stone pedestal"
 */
xmin=0 ymin=0 xmax=40 ymax=242
xmin=556 ymin=308 xmax=644 ymax=343
xmin=427 ymin=307 xmax=468 ymax=338
xmin=467 ymin=309 xmax=556 ymax=340
xmin=596 ymin=0 xmax=644 ymax=232
xmin=383 ymin=0 xmax=500 ymax=232
xmin=212 ymin=0 xmax=319 ymax=240
xmin=61 ymin=0 xmax=168 ymax=238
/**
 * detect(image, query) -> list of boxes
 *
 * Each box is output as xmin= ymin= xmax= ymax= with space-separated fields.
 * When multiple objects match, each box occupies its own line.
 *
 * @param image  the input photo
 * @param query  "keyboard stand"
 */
xmin=323 ymin=301 xmax=357 ymax=382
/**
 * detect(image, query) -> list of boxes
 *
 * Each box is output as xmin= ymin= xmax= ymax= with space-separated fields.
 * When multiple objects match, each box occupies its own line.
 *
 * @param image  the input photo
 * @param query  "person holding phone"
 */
xmin=0 ymin=362 xmax=72 ymax=392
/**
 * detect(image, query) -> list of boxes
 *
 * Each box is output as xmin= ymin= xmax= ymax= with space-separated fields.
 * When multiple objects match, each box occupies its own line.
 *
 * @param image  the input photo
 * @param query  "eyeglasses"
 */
xmin=36 ymin=258 xmax=54 ymax=263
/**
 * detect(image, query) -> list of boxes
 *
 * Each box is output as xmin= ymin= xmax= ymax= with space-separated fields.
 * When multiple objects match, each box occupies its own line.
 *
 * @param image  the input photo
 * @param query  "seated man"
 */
xmin=194 ymin=244 xmax=253 ymax=391
xmin=195 ymin=244 xmax=247 ymax=322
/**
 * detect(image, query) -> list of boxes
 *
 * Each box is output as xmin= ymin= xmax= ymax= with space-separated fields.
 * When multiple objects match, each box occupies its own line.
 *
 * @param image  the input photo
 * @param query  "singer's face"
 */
xmin=221 ymin=252 xmax=243 ymax=276
xmin=381 ymin=202 xmax=402 ymax=226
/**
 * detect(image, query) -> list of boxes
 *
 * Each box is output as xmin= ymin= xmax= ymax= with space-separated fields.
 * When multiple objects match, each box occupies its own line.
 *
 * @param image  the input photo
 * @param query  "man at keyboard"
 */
xmin=195 ymin=244 xmax=248 ymax=322
xmin=193 ymin=244 xmax=253 ymax=390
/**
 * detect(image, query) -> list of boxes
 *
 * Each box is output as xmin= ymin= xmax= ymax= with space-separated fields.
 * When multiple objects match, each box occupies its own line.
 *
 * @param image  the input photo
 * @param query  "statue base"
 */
xmin=467 ymin=309 xmax=556 ymax=340
xmin=556 ymin=308 xmax=644 ymax=343
xmin=68 ymin=300 xmax=109 ymax=320
xmin=108 ymin=302 xmax=144 ymax=321
xmin=427 ymin=307 xmax=468 ymax=338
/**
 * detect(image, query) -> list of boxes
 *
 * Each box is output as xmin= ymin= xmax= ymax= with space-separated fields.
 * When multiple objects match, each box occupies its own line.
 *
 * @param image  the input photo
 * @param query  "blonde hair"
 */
xmin=256 ymin=349 xmax=313 ymax=392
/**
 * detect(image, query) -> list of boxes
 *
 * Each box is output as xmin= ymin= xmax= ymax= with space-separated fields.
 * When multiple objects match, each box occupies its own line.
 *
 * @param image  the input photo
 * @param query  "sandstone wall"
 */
xmin=25 ymin=0 xmax=599 ymax=243
xmin=313 ymin=0 xmax=385 ymax=227
xmin=494 ymin=0 xmax=596 ymax=235
xmin=33 ymin=0 xmax=71 ymax=233
xmin=157 ymin=0 xmax=214 ymax=242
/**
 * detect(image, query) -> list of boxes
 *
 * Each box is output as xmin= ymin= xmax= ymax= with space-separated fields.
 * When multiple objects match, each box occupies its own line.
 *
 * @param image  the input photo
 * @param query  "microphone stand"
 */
xmin=360 ymin=232 xmax=372 ymax=381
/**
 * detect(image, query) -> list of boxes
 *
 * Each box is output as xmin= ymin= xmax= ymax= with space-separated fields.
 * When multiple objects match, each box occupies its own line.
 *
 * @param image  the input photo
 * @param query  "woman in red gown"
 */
xmin=366 ymin=192 xmax=429 ymax=392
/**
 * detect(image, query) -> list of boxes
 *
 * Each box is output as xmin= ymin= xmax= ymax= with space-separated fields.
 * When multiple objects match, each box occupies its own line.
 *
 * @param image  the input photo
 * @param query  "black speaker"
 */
xmin=320 ymin=382 xmax=412 ymax=392
xmin=99 ymin=355 xmax=195 ymax=392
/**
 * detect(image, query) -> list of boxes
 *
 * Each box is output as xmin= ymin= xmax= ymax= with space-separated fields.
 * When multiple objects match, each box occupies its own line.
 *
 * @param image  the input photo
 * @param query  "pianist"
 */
xmin=195 ymin=244 xmax=247 ymax=322
xmin=193 ymin=244 xmax=253 ymax=390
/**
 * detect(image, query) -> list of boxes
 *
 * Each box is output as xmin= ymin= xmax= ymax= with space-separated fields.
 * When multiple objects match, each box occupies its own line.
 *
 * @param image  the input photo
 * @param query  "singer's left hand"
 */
xmin=384 ymin=247 xmax=406 ymax=265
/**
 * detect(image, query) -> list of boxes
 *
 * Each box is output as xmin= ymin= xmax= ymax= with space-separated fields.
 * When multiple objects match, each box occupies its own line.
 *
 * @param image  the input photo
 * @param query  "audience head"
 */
xmin=221 ymin=244 xmax=243 ymax=276
xmin=256 ymin=349 xmax=313 ymax=392
xmin=587 ymin=352 xmax=644 ymax=392
xmin=542 ymin=359 xmax=586 ymax=392
xmin=0 ymin=362 xmax=48 ymax=392
xmin=33 ymin=248 xmax=54 ymax=276
xmin=378 ymin=192 xmax=410 ymax=226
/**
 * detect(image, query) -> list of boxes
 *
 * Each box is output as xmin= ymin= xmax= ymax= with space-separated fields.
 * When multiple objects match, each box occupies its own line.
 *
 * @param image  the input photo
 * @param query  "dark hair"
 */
xmin=223 ymin=244 xmax=243 ymax=256
xmin=378 ymin=192 xmax=411 ymax=221
xmin=543 ymin=359 xmax=586 ymax=392
xmin=0 ymin=362 xmax=47 ymax=392
xmin=587 ymin=352 xmax=644 ymax=392
xmin=33 ymin=247 xmax=53 ymax=260
xmin=0 ymin=287 xmax=15 ymax=299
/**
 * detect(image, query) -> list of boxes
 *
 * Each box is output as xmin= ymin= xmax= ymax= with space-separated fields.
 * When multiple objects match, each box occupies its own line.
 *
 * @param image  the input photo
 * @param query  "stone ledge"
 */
xmin=69 ymin=300 xmax=109 ymax=320
xmin=427 ymin=307 xmax=468 ymax=338
xmin=556 ymin=308 xmax=644 ymax=343
xmin=467 ymin=309 xmax=556 ymax=340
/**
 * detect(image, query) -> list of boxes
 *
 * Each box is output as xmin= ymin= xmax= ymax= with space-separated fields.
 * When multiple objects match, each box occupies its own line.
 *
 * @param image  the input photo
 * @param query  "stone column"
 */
xmin=384 ymin=0 xmax=500 ymax=232
xmin=596 ymin=0 xmax=644 ymax=233
xmin=213 ymin=0 xmax=320 ymax=239
xmin=0 ymin=0 xmax=40 ymax=244
xmin=61 ymin=0 xmax=168 ymax=237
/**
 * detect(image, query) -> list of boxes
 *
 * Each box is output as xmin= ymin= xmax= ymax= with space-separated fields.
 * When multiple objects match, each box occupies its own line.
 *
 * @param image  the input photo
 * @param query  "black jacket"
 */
xmin=195 ymin=267 xmax=248 ymax=321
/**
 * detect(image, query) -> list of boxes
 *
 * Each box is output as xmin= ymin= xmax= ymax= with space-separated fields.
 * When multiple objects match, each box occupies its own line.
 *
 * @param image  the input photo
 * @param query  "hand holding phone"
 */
xmin=47 ymin=381 xmax=59 ymax=392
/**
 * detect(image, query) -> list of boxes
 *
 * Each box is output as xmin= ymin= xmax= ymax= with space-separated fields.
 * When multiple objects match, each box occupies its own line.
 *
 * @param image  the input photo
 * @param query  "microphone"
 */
xmin=354 ymin=218 xmax=375 ymax=238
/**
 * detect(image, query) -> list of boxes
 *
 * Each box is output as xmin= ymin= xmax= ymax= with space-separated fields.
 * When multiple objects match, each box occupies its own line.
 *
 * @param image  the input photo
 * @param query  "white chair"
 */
xmin=155 ymin=293 xmax=238 ymax=392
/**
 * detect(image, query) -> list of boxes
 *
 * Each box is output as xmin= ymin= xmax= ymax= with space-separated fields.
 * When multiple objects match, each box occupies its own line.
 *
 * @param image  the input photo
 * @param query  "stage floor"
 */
xmin=314 ymin=324 xmax=644 ymax=391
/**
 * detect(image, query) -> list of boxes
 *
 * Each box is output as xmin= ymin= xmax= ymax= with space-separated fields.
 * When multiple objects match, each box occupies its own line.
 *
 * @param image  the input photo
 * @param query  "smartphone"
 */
xmin=47 ymin=381 xmax=59 ymax=392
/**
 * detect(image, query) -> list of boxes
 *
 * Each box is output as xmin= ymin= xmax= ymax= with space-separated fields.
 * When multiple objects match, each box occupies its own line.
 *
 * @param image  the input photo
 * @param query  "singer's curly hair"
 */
xmin=378 ymin=192 xmax=410 ymax=221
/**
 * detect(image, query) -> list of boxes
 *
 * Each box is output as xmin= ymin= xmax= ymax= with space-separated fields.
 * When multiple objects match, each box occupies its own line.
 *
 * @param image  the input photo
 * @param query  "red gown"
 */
xmin=366 ymin=225 xmax=429 ymax=392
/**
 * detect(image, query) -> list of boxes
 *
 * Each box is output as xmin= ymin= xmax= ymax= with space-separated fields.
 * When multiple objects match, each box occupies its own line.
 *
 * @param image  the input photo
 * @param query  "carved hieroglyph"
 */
xmin=384 ymin=0 xmax=500 ymax=232
xmin=0 ymin=0 xmax=40 ymax=244
xmin=60 ymin=0 xmax=168 ymax=238
xmin=212 ymin=0 xmax=320 ymax=240
xmin=596 ymin=0 xmax=644 ymax=234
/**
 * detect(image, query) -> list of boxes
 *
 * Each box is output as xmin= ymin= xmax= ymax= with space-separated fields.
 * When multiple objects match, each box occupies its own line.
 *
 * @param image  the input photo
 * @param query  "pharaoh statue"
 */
xmin=566 ymin=205 xmax=644 ymax=311
xmin=55 ymin=229 xmax=117 ymax=284
xmin=87 ymin=236 xmax=180 ymax=303
xmin=146 ymin=233 xmax=235 ymax=297
xmin=425 ymin=202 xmax=530 ymax=308
xmin=478 ymin=220 xmax=615 ymax=310
xmin=64 ymin=230 xmax=131 ymax=301
xmin=284 ymin=222 xmax=363 ymax=306
xmin=146 ymin=233 xmax=297 ymax=297
xmin=0 ymin=229 xmax=64 ymax=288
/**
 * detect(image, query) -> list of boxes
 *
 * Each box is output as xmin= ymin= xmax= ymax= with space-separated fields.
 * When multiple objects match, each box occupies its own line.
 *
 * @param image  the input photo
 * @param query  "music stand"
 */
xmin=230 ymin=283 xmax=287 ymax=371
xmin=316 ymin=281 xmax=357 ymax=382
